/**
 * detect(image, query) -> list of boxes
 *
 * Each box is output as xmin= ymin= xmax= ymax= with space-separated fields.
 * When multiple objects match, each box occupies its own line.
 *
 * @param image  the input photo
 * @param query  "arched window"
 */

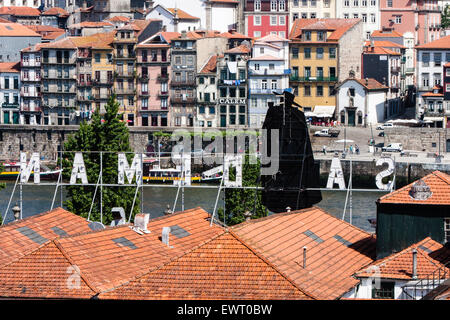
xmin=279 ymin=0 xmax=286 ymax=11
xmin=255 ymin=0 xmax=261 ymax=11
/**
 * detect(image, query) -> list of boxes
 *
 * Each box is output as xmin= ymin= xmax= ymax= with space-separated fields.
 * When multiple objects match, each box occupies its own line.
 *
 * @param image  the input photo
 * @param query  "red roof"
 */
xmin=378 ymin=171 xmax=450 ymax=205
xmin=364 ymin=46 xmax=401 ymax=55
xmin=42 ymin=7 xmax=69 ymax=17
xmin=199 ymin=55 xmax=218 ymax=74
xmin=0 ymin=62 xmax=20 ymax=73
xmin=225 ymin=44 xmax=251 ymax=54
xmin=107 ymin=16 xmax=131 ymax=23
xmin=356 ymin=237 xmax=450 ymax=280
xmin=0 ymin=208 xmax=92 ymax=270
xmin=0 ymin=6 xmax=40 ymax=17
xmin=0 ymin=22 xmax=41 ymax=37
xmin=290 ymin=18 xmax=361 ymax=42
xmin=167 ymin=8 xmax=200 ymax=20
xmin=99 ymin=231 xmax=314 ymax=300
xmin=232 ymin=206 xmax=376 ymax=300
xmin=371 ymin=30 xmax=403 ymax=38
xmin=416 ymin=35 xmax=450 ymax=49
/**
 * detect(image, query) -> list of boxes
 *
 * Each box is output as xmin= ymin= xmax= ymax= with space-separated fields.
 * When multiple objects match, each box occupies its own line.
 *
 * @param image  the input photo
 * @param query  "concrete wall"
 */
xmin=385 ymin=127 xmax=450 ymax=153
xmin=0 ymin=36 xmax=41 ymax=63
xmin=338 ymin=21 xmax=363 ymax=82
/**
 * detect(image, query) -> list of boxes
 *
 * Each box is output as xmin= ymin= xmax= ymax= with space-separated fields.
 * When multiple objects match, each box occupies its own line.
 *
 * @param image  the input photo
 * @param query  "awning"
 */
xmin=423 ymin=117 xmax=444 ymax=122
xmin=306 ymin=106 xmax=336 ymax=118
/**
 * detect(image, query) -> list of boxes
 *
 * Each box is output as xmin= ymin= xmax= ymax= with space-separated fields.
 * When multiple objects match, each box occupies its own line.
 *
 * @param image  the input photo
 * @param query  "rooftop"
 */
xmin=416 ymin=35 xmax=450 ymax=50
xmin=371 ymin=29 xmax=403 ymax=38
xmin=0 ymin=6 xmax=40 ymax=17
xmin=42 ymin=7 xmax=69 ymax=17
xmin=0 ymin=22 xmax=41 ymax=37
xmin=356 ymin=237 xmax=450 ymax=280
xmin=232 ymin=206 xmax=376 ymax=300
xmin=166 ymin=8 xmax=200 ymax=20
xmin=199 ymin=55 xmax=218 ymax=74
xmin=378 ymin=171 xmax=450 ymax=205
xmin=0 ymin=62 xmax=20 ymax=73
xmin=99 ymin=231 xmax=314 ymax=300
xmin=289 ymin=18 xmax=361 ymax=42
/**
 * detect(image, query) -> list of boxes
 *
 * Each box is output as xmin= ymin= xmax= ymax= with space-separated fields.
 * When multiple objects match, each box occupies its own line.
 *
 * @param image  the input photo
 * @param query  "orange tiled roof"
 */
xmin=219 ymin=30 xmax=252 ymax=39
xmin=0 ymin=62 xmax=20 ymax=73
xmin=167 ymin=8 xmax=200 ymax=20
xmin=250 ymin=54 xmax=284 ymax=61
xmin=0 ymin=6 xmax=40 ymax=17
xmin=232 ymin=207 xmax=376 ymax=300
xmin=364 ymin=46 xmax=401 ymax=55
xmin=416 ymin=35 xmax=450 ymax=49
xmin=422 ymin=92 xmax=444 ymax=97
xmin=378 ymin=171 xmax=450 ymax=205
xmin=371 ymin=30 xmax=403 ymax=38
xmin=99 ymin=231 xmax=315 ymax=300
xmin=107 ymin=15 xmax=131 ymax=23
xmin=69 ymin=21 xmax=113 ymax=29
xmin=356 ymin=237 xmax=450 ymax=280
xmin=225 ymin=44 xmax=251 ymax=54
xmin=353 ymin=78 xmax=389 ymax=90
xmin=364 ymin=40 xmax=405 ymax=49
xmin=289 ymin=18 xmax=360 ymax=42
xmin=0 ymin=208 xmax=92 ymax=270
xmin=0 ymin=22 xmax=41 ymax=37
xmin=42 ymin=7 xmax=69 ymax=17
xmin=200 ymin=55 xmax=218 ymax=74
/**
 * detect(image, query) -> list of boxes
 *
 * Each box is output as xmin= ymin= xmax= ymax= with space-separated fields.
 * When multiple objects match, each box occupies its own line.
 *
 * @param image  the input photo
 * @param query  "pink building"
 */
xmin=380 ymin=0 xmax=441 ymax=46
xmin=136 ymin=32 xmax=180 ymax=127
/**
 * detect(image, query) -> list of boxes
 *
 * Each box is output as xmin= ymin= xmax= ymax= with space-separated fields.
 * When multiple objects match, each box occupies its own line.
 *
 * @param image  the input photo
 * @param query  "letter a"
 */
xmin=326 ymin=157 xmax=346 ymax=189
xmin=70 ymin=152 xmax=88 ymax=185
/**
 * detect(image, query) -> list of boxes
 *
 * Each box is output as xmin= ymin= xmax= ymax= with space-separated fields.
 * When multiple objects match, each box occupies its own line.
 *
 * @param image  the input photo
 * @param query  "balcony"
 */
xmin=157 ymin=74 xmax=169 ymax=82
xmin=249 ymin=69 xmax=291 ymax=76
xmin=158 ymin=90 xmax=169 ymax=97
xmin=290 ymin=76 xmax=337 ymax=82
xmin=21 ymin=104 xmax=42 ymax=112
xmin=114 ymin=88 xmax=135 ymax=95
xmin=197 ymin=99 xmax=216 ymax=104
xmin=139 ymin=91 xmax=150 ymax=97
xmin=2 ymin=102 xmax=19 ymax=109
xmin=391 ymin=66 xmax=401 ymax=73
xmin=21 ymin=89 xmax=41 ymax=97
xmin=21 ymin=76 xmax=41 ymax=82
xmin=113 ymin=36 xmax=137 ymax=43
xmin=114 ymin=71 xmax=135 ymax=78
xmin=77 ymin=52 xmax=92 ymax=59
xmin=78 ymin=81 xmax=92 ymax=87
xmin=21 ymin=61 xmax=41 ymax=67
xmin=92 ymin=79 xmax=113 ymax=86
xmin=77 ymin=95 xmax=93 ymax=101
xmin=139 ymin=75 xmax=149 ymax=82
xmin=171 ymin=79 xmax=196 ymax=86
xmin=405 ymin=67 xmax=415 ymax=74
xmin=218 ymin=79 xmax=247 ymax=86
xmin=170 ymin=95 xmax=197 ymax=104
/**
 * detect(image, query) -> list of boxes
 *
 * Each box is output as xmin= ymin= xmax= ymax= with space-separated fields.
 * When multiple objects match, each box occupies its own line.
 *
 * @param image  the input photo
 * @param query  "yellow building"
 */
xmin=90 ymin=32 xmax=115 ymax=114
xmin=289 ymin=19 xmax=363 ymax=118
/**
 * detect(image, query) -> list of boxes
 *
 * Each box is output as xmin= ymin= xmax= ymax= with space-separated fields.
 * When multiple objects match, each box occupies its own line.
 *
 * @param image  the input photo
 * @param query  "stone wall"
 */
xmin=385 ymin=127 xmax=450 ymax=153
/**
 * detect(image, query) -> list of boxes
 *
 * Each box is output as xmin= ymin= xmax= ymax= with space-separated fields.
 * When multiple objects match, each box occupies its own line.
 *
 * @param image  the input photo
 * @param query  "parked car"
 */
xmin=376 ymin=123 xmax=394 ymax=130
xmin=378 ymin=131 xmax=385 ymax=137
xmin=382 ymin=143 xmax=403 ymax=152
xmin=313 ymin=128 xmax=340 ymax=137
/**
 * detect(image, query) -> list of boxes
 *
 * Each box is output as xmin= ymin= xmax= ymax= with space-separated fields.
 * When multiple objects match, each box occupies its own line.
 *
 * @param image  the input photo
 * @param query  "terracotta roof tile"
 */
xmin=225 ymin=44 xmax=251 ymax=54
xmin=42 ymin=7 xmax=69 ymax=17
xmin=232 ymin=207 xmax=376 ymax=300
xmin=219 ymin=31 xmax=252 ymax=39
xmin=352 ymin=78 xmax=389 ymax=90
xmin=371 ymin=30 xmax=403 ymax=38
xmin=364 ymin=40 xmax=405 ymax=49
xmin=107 ymin=16 xmax=131 ymax=23
xmin=0 ymin=6 xmax=40 ymax=17
xmin=290 ymin=18 xmax=360 ymax=42
xmin=364 ymin=46 xmax=401 ymax=55
xmin=200 ymin=55 xmax=218 ymax=74
xmin=0 ymin=22 xmax=41 ymax=37
xmin=356 ymin=238 xmax=450 ymax=280
xmin=0 ymin=62 xmax=20 ymax=73
xmin=416 ymin=35 xmax=450 ymax=49
xmin=0 ymin=208 xmax=92 ymax=270
xmin=99 ymin=231 xmax=314 ymax=300
xmin=69 ymin=21 xmax=113 ymax=29
xmin=167 ymin=8 xmax=200 ymax=20
xmin=378 ymin=171 xmax=450 ymax=205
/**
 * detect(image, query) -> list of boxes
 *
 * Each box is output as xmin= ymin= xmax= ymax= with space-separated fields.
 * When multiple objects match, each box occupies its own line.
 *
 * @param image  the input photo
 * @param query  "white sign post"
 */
xmin=326 ymin=157 xmax=346 ymax=190
xmin=118 ymin=153 xmax=143 ymax=186
xmin=375 ymin=157 xmax=395 ymax=190
xmin=70 ymin=152 xmax=89 ymax=185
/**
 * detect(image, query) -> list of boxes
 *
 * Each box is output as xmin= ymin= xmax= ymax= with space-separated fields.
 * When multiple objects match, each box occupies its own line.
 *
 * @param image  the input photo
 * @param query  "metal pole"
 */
xmin=100 ymin=152 xmax=103 ymax=224
xmin=19 ymin=179 xmax=22 ymax=220
xmin=140 ymin=153 xmax=143 ymax=214
xmin=210 ymin=174 xmax=224 ymax=227
xmin=50 ymin=170 xmax=62 ymax=210
xmin=60 ymin=150 xmax=63 ymax=207
xmin=2 ymin=173 xmax=20 ymax=225
xmin=349 ymin=159 xmax=353 ymax=225
xmin=181 ymin=152 xmax=184 ymax=212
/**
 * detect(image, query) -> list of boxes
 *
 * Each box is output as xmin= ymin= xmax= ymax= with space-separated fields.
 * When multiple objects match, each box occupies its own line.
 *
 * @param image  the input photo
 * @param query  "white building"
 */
xmin=335 ymin=0 xmax=380 ymax=40
xmin=146 ymin=4 xmax=201 ymax=33
xmin=20 ymin=44 xmax=43 ymax=125
xmin=336 ymin=77 xmax=388 ymax=126
xmin=0 ymin=62 xmax=20 ymax=125
xmin=415 ymin=35 xmax=450 ymax=118
xmin=196 ymin=55 xmax=218 ymax=128
xmin=248 ymin=34 xmax=290 ymax=128
xmin=403 ymin=31 xmax=415 ymax=87
xmin=289 ymin=0 xmax=336 ymax=22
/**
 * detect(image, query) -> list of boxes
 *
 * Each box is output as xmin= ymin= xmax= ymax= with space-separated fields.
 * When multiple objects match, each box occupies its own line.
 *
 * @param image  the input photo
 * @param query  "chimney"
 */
xmin=286 ymin=206 xmax=291 ymax=212
xmin=181 ymin=30 xmax=187 ymax=38
xmin=82 ymin=0 xmax=87 ymax=9
xmin=134 ymin=213 xmax=150 ymax=233
xmin=110 ymin=207 xmax=126 ymax=226
xmin=164 ymin=204 xmax=173 ymax=216
xmin=243 ymin=210 xmax=252 ymax=221
xmin=412 ymin=249 xmax=418 ymax=279
xmin=12 ymin=203 xmax=20 ymax=221
xmin=162 ymin=226 xmax=171 ymax=246
xmin=303 ymin=246 xmax=307 ymax=268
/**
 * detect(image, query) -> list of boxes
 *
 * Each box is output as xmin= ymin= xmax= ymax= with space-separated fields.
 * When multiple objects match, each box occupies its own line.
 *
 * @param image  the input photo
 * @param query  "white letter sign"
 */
xmin=70 ymin=152 xmax=88 ymax=185
xmin=326 ymin=157 xmax=346 ymax=190
xmin=20 ymin=152 xmax=40 ymax=184
xmin=118 ymin=153 xmax=143 ymax=186
xmin=375 ymin=157 xmax=395 ymax=190
xmin=224 ymin=155 xmax=243 ymax=187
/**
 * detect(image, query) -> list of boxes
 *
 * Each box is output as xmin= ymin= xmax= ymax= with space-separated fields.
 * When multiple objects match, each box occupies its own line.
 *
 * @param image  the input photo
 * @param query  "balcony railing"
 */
xmin=2 ymin=102 xmax=20 ymax=109
xmin=170 ymin=95 xmax=197 ymax=104
xmin=218 ymin=79 xmax=247 ymax=85
xmin=157 ymin=74 xmax=169 ymax=82
xmin=92 ymin=79 xmax=113 ymax=86
xmin=290 ymin=76 xmax=338 ymax=82
xmin=77 ymin=95 xmax=93 ymax=101
xmin=21 ymin=90 xmax=41 ymax=97
xmin=139 ymin=75 xmax=149 ymax=82
xmin=171 ymin=79 xmax=196 ymax=86
xmin=140 ymin=91 xmax=150 ymax=96
xmin=249 ymin=88 xmax=276 ymax=94
xmin=249 ymin=69 xmax=291 ymax=76
xmin=21 ymin=104 xmax=42 ymax=112
xmin=114 ymin=88 xmax=135 ymax=95
xmin=21 ymin=61 xmax=41 ymax=67
xmin=158 ymin=90 xmax=169 ymax=97
xmin=115 ymin=71 xmax=135 ymax=78
xmin=78 ymin=81 xmax=92 ymax=87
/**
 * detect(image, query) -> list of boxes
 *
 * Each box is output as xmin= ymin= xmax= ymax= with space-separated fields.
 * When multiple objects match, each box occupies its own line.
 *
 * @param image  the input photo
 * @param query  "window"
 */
xmin=317 ymin=32 xmax=324 ymax=41
xmin=395 ymin=16 xmax=402 ymax=24
xmin=366 ymin=31 xmax=371 ymax=40
xmin=316 ymin=47 xmax=324 ymax=59
xmin=304 ymin=66 xmax=311 ymax=77
xmin=423 ymin=53 xmax=430 ymax=67
xmin=304 ymin=85 xmax=311 ymax=96
xmin=304 ymin=47 xmax=311 ymax=58
xmin=372 ymin=281 xmax=395 ymax=299
xmin=387 ymin=0 xmax=392 ymax=7
xmin=317 ymin=67 xmax=323 ymax=78
xmin=370 ymin=14 xmax=376 ymax=23
xmin=329 ymin=47 xmax=336 ymax=59
xmin=344 ymin=13 xmax=349 ymax=19
xmin=301 ymin=12 xmax=307 ymax=19
xmin=271 ymin=0 xmax=277 ymax=11
xmin=293 ymin=0 xmax=299 ymax=7
xmin=362 ymin=0 xmax=367 ymax=6
xmin=329 ymin=85 xmax=335 ymax=96
xmin=293 ymin=13 xmax=299 ymax=21
xmin=271 ymin=79 xmax=277 ymax=90
xmin=446 ymin=68 xmax=450 ymax=77
xmin=292 ymin=47 xmax=299 ymax=59
xmin=255 ymin=0 xmax=261 ymax=11
xmin=260 ymin=47 xmax=265 ymax=55
xmin=317 ymin=86 xmax=323 ymax=96
xmin=279 ymin=16 xmax=286 ymax=25
xmin=254 ymin=16 xmax=261 ymax=26
xmin=311 ymin=0 xmax=316 ymax=7
xmin=422 ymin=73 xmax=429 ymax=87
xmin=254 ymin=31 xmax=261 ymax=38
xmin=344 ymin=0 xmax=350 ymax=6
xmin=279 ymin=0 xmax=286 ymax=11
xmin=304 ymin=31 xmax=311 ymax=41
xmin=353 ymin=13 xmax=359 ymax=19
xmin=353 ymin=0 xmax=359 ymax=6
xmin=271 ymin=16 xmax=277 ymax=25
xmin=310 ymin=12 xmax=316 ymax=18
xmin=434 ymin=53 xmax=442 ymax=66
xmin=95 ymin=53 xmax=100 ymax=63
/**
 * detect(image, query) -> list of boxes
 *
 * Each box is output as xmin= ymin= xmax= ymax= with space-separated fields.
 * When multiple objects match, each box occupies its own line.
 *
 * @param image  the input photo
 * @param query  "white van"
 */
xmin=376 ymin=123 xmax=394 ymax=130
xmin=382 ymin=143 xmax=403 ymax=152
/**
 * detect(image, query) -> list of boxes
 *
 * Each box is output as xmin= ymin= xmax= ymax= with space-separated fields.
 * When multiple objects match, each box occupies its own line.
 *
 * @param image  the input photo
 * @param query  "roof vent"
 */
xmin=409 ymin=179 xmax=432 ymax=200
xmin=162 ymin=226 xmax=171 ymax=247
xmin=303 ymin=246 xmax=307 ymax=268
xmin=133 ymin=213 xmax=150 ymax=234
xmin=110 ymin=207 xmax=126 ymax=227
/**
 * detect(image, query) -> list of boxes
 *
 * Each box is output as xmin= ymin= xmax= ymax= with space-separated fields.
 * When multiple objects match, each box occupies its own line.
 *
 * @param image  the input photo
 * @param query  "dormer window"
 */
xmin=317 ymin=31 xmax=324 ymax=41
xmin=304 ymin=31 xmax=311 ymax=41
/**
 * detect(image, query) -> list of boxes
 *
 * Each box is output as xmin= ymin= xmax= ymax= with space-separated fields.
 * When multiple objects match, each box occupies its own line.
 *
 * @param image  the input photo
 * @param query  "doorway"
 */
xmin=347 ymin=109 xmax=356 ymax=126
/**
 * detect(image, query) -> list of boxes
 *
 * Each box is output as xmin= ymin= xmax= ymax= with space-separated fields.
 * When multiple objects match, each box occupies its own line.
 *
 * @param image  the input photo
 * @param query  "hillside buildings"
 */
xmin=335 ymin=0 xmax=380 ymax=40
xmin=0 ymin=22 xmax=41 ymax=62
xmin=0 ymin=62 xmax=20 ymax=124
xmin=289 ymin=0 xmax=335 ymax=21
xmin=244 ymin=0 xmax=290 ymax=38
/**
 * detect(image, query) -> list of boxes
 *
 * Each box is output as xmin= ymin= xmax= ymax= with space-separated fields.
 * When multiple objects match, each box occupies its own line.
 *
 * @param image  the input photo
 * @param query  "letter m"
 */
xmin=118 ymin=153 xmax=143 ymax=186
xmin=20 ymin=152 xmax=40 ymax=184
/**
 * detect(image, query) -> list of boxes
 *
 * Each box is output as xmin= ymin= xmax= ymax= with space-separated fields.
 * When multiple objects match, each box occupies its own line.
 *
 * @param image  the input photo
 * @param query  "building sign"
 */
xmin=218 ymin=98 xmax=246 ymax=105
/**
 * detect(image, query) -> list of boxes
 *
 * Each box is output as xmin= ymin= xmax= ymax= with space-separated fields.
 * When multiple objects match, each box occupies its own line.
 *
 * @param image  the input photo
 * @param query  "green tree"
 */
xmin=62 ymin=94 xmax=140 ymax=225
xmin=217 ymin=155 xmax=267 ymax=226
xmin=442 ymin=5 xmax=450 ymax=29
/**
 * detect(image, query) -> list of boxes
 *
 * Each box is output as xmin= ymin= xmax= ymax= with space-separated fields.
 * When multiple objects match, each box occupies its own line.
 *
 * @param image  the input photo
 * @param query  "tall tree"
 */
xmin=62 ymin=95 xmax=140 ymax=225
xmin=218 ymin=155 xmax=268 ymax=226
xmin=442 ymin=5 xmax=450 ymax=29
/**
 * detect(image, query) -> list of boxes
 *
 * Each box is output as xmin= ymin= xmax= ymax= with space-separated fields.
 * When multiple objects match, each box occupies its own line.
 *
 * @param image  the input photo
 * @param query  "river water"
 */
xmin=0 ymin=182 xmax=387 ymax=232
